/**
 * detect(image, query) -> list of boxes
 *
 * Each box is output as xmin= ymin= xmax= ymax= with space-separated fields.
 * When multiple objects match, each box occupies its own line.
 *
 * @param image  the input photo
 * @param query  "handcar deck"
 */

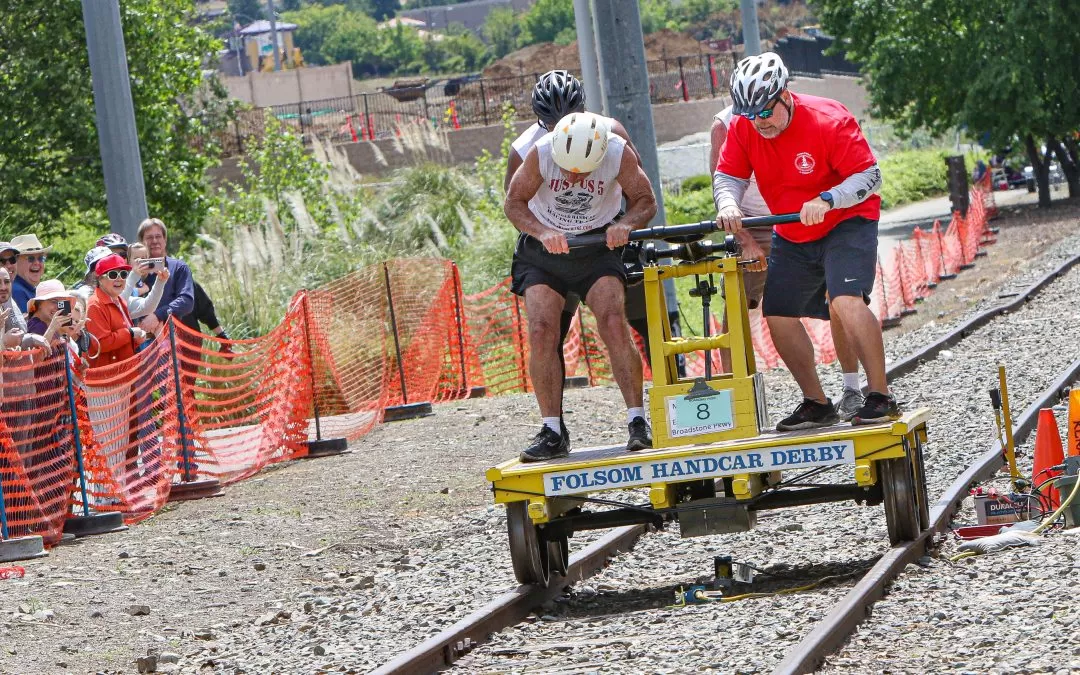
xmin=488 ymin=408 xmax=930 ymax=503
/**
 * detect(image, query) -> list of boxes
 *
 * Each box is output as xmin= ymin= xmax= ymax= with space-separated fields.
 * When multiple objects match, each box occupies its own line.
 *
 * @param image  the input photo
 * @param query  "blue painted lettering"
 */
xmin=701 ymin=458 xmax=719 ymax=473
xmin=748 ymin=453 xmax=763 ymax=468
xmin=684 ymin=459 xmax=702 ymax=475
xmin=786 ymin=449 xmax=802 ymax=465
xmin=669 ymin=461 xmax=686 ymax=477
xmin=802 ymin=448 xmax=817 ymax=464
xmin=651 ymin=463 xmax=669 ymax=479
xmin=621 ymin=466 xmax=643 ymax=483
xmin=819 ymin=446 xmax=834 ymax=462
xmin=832 ymin=445 xmax=847 ymax=460
xmin=550 ymin=475 xmax=566 ymax=492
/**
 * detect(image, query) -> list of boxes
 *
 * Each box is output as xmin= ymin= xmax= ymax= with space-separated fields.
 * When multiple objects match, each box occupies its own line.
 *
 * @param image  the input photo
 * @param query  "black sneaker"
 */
xmin=520 ymin=425 xmax=570 ymax=463
xmin=777 ymin=398 xmax=840 ymax=431
xmin=851 ymin=392 xmax=901 ymax=426
xmin=627 ymin=417 xmax=652 ymax=452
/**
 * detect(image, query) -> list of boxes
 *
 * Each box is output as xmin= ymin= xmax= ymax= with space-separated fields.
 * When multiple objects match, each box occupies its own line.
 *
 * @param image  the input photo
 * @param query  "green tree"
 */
xmin=482 ymin=7 xmax=520 ymax=60
xmin=228 ymin=0 xmax=265 ymax=23
xmin=283 ymin=4 xmax=359 ymax=66
xmin=813 ymin=0 xmax=1080 ymax=206
xmin=519 ymin=0 xmax=575 ymax=46
xmin=368 ymin=0 xmax=399 ymax=21
xmin=0 ymin=0 xmax=221 ymax=268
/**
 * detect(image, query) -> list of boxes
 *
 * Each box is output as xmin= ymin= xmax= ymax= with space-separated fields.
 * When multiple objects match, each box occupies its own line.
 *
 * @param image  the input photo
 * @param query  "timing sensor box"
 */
xmin=973 ymin=494 xmax=1033 ymax=525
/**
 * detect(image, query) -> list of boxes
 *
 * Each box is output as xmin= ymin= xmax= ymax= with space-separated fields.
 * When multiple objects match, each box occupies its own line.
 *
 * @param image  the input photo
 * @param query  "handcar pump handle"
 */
xmin=564 ymin=213 xmax=801 ymax=249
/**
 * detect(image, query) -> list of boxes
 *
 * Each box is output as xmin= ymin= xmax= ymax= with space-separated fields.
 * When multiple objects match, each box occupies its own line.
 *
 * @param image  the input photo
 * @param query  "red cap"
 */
xmin=95 ymin=253 xmax=131 ymax=276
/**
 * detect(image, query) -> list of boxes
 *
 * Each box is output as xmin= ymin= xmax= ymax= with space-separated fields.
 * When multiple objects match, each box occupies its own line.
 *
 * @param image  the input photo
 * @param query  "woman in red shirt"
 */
xmin=86 ymin=255 xmax=148 ymax=369
xmin=85 ymin=254 xmax=150 ymax=488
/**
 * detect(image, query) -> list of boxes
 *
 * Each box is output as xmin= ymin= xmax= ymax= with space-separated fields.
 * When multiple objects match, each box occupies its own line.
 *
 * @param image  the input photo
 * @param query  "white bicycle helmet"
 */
xmin=730 ymin=51 xmax=789 ymax=116
xmin=551 ymin=112 xmax=611 ymax=174
xmin=84 ymin=246 xmax=113 ymax=274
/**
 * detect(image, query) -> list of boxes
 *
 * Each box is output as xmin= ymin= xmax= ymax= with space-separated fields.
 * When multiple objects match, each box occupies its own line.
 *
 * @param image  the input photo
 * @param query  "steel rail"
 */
xmin=378 ymin=251 xmax=1080 ymax=675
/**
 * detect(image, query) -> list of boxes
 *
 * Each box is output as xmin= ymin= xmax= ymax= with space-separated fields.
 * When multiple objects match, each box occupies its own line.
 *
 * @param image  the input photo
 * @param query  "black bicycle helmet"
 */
xmin=532 ymin=70 xmax=586 ymax=129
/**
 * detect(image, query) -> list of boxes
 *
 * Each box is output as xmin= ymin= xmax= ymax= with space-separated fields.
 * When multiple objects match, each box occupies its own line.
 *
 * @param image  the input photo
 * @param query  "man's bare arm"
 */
xmin=504 ymin=147 xmax=548 ymax=238
xmin=503 ymin=150 xmax=524 ymax=194
xmin=616 ymin=146 xmax=657 ymax=230
xmin=610 ymin=120 xmax=642 ymax=167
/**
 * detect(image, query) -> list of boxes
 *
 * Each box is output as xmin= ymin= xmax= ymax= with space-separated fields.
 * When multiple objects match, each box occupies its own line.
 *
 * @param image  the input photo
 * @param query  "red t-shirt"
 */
xmin=716 ymin=93 xmax=881 ymax=243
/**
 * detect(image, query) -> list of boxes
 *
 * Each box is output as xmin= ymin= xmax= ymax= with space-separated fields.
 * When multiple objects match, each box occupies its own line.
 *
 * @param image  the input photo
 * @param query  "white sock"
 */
xmin=542 ymin=417 xmax=561 ymax=434
xmin=842 ymin=373 xmax=861 ymax=391
xmin=627 ymin=407 xmax=646 ymax=424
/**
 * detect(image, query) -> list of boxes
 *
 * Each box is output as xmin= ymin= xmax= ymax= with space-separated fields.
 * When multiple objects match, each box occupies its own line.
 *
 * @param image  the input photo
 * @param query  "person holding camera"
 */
xmin=25 ymin=279 xmax=76 ymax=350
xmin=135 ymin=218 xmax=194 ymax=338
xmin=86 ymin=255 xmax=148 ymax=369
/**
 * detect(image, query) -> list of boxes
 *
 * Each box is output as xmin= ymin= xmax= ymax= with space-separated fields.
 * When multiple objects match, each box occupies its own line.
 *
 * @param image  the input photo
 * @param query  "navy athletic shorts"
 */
xmin=761 ymin=216 xmax=878 ymax=320
xmin=510 ymin=232 xmax=626 ymax=300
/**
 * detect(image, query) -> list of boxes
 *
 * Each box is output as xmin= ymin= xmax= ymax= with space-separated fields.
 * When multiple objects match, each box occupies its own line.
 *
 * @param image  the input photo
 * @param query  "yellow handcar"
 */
xmin=487 ymin=216 xmax=930 ymax=586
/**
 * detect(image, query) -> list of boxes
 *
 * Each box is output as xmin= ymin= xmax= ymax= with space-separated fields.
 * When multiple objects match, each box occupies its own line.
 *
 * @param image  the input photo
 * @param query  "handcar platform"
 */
xmin=488 ymin=408 xmax=929 ymax=506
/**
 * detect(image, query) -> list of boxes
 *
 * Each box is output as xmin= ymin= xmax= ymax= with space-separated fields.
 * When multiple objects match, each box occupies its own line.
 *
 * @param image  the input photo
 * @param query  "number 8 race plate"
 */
xmin=666 ymin=389 xmax=735 ymax=438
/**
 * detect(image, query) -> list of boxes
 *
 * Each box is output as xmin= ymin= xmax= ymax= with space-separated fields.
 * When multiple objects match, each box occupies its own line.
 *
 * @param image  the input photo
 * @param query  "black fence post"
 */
xmin=707 ymin=54 xmax=716 ymax=98
xmin=677 ymin=56 xmax=688 ymax=101
xmin=381 ymin=262 xmax=433 ymax=421
xmin=479 ymin=79 xmax=489 ymax=126
xmin=362 ymin=92 xmax=372 ymax=140
xmin=300 ymin=292 xmax=348 ymax=458
xmin=383 ymin=262 xmax=408 ymax=404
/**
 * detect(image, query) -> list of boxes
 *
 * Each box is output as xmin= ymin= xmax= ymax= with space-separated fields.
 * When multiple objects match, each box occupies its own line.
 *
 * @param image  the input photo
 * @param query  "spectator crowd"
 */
xmin=0 ymin=219 xmax=232 ymax=491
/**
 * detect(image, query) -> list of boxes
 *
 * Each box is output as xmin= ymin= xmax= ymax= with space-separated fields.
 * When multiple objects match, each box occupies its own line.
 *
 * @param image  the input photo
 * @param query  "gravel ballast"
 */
xmin=1 ymin=203 xmax=1078 ymax=674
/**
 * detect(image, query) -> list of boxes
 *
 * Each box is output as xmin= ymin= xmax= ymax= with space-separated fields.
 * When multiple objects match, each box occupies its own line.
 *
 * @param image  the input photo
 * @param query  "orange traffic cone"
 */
xmin=1032 ymin=408 xmax=1064 ymax=509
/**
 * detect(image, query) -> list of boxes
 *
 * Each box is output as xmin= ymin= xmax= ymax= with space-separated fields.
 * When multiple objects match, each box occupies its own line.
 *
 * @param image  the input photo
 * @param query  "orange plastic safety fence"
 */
xmin=463 ymin=278 xmax=530 ymax=395
xmin=377 ymin=259 xmax=476 ymax=406
xmin=942 ymin=216 xmax=966 ymax=273
xmin=81 ymin=338 xmax=185 ymax=521
xmin=172 ymin=302 xmax=312 ymax=485
xmin=0 ymin=350 xmax=77 ymax=544
xmin=0 ymin=415 xmax=53 ymax=544
xmin=305 ymin=264 xmax=393 ymax=440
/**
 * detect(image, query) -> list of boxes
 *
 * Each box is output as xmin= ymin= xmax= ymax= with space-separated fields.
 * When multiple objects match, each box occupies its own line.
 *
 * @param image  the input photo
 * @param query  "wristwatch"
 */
xmin=819 ymin=191 xmax=834 ymax=208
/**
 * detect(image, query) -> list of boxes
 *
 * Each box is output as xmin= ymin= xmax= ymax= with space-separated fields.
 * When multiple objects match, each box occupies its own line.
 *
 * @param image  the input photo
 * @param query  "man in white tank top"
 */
xmin=505 ymin=112 xmax=657 ymax=462
xmin=505 ymin=71 xmax=657 ymax=370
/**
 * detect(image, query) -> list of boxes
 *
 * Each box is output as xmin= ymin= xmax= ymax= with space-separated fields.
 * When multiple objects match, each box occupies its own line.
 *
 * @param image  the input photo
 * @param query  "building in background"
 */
xmin=222 ymin=20 xmax=299 ymax=75
xmin=398 ymin=0 xmax=534 ymax=33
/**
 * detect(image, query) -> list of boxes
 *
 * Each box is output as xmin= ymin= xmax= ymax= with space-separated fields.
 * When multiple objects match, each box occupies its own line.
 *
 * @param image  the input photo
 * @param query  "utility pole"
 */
xmin=572 ymin=0 xmax=603 ymax=113
xmin=81 ymin=0 xmax=148 ymax=243
xmin=590 ymin=0 xmax=678 ymax=310
xmin=740 ymin=0 xmax=762 ymax=56
xmin=267 ymin=0 xmax=282 ymax=71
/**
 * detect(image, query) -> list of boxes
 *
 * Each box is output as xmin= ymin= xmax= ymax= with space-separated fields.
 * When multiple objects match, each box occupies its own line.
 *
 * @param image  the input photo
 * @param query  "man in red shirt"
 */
xmin=714 ymin=52 xmax=897 ymax=429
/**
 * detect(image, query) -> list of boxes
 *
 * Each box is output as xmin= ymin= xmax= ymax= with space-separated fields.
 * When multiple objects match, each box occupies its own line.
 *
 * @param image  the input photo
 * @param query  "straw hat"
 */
xmin=10 ymin=234 xmax=52 ymax=255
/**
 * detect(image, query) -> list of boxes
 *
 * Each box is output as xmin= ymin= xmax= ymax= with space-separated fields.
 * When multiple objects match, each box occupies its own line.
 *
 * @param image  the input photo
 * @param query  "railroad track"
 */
xmin=374 ymin=252 xmax=1080 ymax=675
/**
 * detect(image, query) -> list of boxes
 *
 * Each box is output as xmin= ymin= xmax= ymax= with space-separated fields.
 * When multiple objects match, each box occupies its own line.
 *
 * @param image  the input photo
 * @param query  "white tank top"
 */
xmin=528 ymin=132 xmax=626 ymax=234
xmin=716 ymin=107 xmax=770 ymax=217
xmin=511 ymin=122 xmax=547 ymax=158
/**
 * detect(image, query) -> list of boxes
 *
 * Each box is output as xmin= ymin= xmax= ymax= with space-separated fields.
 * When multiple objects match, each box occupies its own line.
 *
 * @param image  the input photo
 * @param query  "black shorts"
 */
xmin=761 ymin=216 xmax=878 ymax=320
xmin=510 ymin=233 xmax=626 ymax=299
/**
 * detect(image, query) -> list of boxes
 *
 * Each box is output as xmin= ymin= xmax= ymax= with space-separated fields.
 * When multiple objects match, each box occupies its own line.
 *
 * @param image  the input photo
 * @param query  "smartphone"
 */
xmin=143 ymin=258 xmax=166 ymax=271
xmin=57 ymin=299 xmax=72 ymax=316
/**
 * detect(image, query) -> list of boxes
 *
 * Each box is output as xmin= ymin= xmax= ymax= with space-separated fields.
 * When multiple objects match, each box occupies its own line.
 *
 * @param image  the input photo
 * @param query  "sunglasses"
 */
xmin=741 ymin=97 xmax=783 ymax=121
xmin=103 ymin=270 xmax=130 ymax=280
xmin=0 ymin=256 xmax=15 ymax=265
xmin=21 ymin=254 xmax=47 ymax=263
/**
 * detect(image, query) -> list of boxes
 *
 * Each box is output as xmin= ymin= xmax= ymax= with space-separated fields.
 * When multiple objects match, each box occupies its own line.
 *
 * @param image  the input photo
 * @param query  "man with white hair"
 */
xmin=505 ymin=111 xmax=657 ymax=461
xmin=713 ymin=52 xmax=895 ymax=429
